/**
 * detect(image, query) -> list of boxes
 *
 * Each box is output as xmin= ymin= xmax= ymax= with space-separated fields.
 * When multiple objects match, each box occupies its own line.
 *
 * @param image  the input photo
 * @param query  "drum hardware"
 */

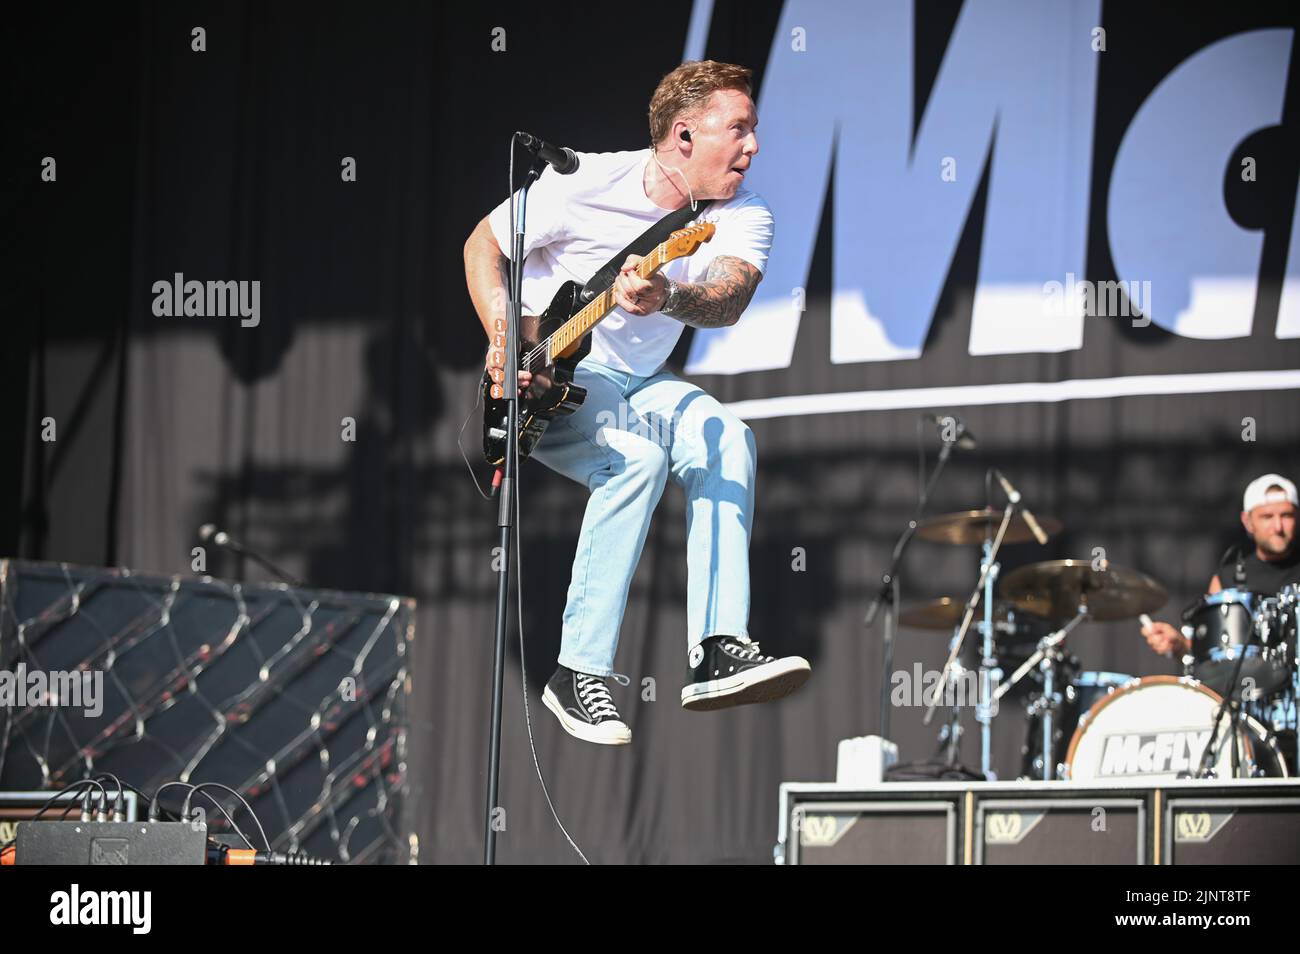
xmin=899 ymin=597 xmax=1050 ymax=707
xmin=1032 ymin=650 xmax=1066 ymax=782
xmin=1171 ymin=581 xmax=1300 ymax=777
xmin=899 ymin=528 xmax=1296 ymax=781
xmin=1251 ymin=676 xmax=1298 ymax=773
xmin=1197 ymin=602 xmax=1269 ymax=779
xmin=991 ymin=606 xmax=1090 ymax=779
xmin=925 ymin=477 xmax=1056 ymax=778
xmin=934 ymin=708 xmax=965 ymax=765
xmin=993 ymin=560 xmax=1166 ymax=780
xmin=920 ymin=568 xmax=1007 ymax=777
xmin=1264 ymin=585 xmax=1300 ymax=771
xmin=879 ymin=482 xmax=1299 ymax=783
xmin=922 ymin=504 xmax=1014 ymax=747
xmin=899 ymin=598 xmax=1045 ymax=640
xmin=1018 ymin=669 xmax=1136 ymax=779
xmin=977 ymin=534 xmax=1000 ymax=778
xmin=934 ymin=636 xmax=966 ymax=767
xmin=993 ymin=609 xmax=1089 ymax=703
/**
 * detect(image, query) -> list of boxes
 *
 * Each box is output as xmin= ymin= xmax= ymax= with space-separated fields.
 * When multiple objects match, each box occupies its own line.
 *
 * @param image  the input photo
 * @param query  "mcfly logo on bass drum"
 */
xmin=1098 ymin=730 xmax=1214 ymax=777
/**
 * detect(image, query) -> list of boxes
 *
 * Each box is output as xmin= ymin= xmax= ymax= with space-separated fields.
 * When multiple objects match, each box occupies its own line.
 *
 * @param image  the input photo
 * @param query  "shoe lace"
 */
xmin=576 ymin=674 xmax=620 ymax=720
xmin=726 ymin=636 xmax=773 ymax=662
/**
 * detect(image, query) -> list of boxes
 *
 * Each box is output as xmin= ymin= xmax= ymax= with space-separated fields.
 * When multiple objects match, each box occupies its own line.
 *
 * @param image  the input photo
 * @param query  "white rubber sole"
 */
xmin=543 ymin=686 xmax=631 ymax=745
xmin=681 ymin=656 xmax=811 ymax=711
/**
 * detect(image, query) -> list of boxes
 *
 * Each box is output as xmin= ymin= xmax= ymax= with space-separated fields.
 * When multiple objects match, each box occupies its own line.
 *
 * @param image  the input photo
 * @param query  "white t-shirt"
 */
xmin=487 ymin=148 xmax=774 ymax=376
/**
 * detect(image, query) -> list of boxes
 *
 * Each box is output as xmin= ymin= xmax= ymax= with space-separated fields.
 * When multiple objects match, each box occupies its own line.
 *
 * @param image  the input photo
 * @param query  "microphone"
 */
xmin=921 ymin=413 xmax=977 ymax=450
xmin=197 ymin=523 xmax=232 ymax=547
xmin=197 ymin=523 xmax=301 ymax=587
xmin=992 ymin=469 xmax=1049 ymax=545
xmin=1217 ymin=541 xmax=1248 ymax=588
xmin=516 ymin=132 xmax=579 ymax=175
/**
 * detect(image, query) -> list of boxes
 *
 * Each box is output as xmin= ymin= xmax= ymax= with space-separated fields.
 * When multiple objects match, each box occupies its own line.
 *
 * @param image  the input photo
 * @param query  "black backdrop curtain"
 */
xmin=9 ymin=0 xmax=1300 ymax=862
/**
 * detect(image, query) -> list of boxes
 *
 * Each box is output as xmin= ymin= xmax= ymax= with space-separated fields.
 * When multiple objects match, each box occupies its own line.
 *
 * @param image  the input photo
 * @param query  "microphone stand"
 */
xmin=865 ymin=433 xmax=958 ymax=742
xmin=484 ymin=145 xmax=544 ymax=865
xmin=1194 ymin=617 xmax=1256 ymax=779
xmin=1191 ymin=541 xmax=1252 ymax=779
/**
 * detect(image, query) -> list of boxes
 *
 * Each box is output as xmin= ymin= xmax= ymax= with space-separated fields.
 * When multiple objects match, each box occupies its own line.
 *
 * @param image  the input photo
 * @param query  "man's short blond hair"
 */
xmin=648 ymin=60 xmax=753 ymax=146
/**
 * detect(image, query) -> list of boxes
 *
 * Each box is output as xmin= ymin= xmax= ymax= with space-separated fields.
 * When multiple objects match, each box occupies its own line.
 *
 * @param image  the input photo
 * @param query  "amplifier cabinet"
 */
xmin=788 ymin=799 xmax=958 ymax=864
xmin=778 ymin=779 xmax=1300 ymax=864
xmin=974 ymin=797 xmax=1145 ymax=865
xmin=1163 ymin=794 xmax=1300 ymax=864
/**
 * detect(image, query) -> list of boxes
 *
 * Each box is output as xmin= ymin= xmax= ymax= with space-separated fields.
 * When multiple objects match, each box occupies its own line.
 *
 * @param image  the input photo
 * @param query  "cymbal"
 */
xmin=998 ymin=559 xmax=1168 ymax=622
xmin=898 ymin=597 xmax=1052 ymax=643
xmin=916 ymin=508 xmax=1062 ymax=546
xmin=900 ymin=597 xmax=1013 ymax=630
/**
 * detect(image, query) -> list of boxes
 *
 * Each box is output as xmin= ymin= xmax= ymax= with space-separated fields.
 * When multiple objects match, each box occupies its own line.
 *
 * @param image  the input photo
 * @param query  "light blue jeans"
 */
xmin=531 ymin=357 xmax=756 ymax=677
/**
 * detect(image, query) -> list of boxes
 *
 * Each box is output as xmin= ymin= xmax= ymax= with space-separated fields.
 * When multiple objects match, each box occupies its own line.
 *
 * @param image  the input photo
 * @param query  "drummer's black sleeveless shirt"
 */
xmin=1216 ymin=548 xmax=1300 ymax=593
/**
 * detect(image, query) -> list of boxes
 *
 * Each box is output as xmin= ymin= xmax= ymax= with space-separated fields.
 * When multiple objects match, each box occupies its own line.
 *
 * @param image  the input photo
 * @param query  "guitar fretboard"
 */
xmin=523 ymin=243 xmax=670 ymax=371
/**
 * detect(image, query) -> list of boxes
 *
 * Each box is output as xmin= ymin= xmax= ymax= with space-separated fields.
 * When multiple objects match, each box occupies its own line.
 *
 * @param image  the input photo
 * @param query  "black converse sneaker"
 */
xmin=681 ymin=635 xmax=810 ymax=711
xmin=543 ymin=665 xmax=632 ymax=745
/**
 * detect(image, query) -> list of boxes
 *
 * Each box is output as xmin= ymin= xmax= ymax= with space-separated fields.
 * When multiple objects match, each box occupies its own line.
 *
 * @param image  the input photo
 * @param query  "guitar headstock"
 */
xmin=661 ymin=222 xmax=716 ymax=263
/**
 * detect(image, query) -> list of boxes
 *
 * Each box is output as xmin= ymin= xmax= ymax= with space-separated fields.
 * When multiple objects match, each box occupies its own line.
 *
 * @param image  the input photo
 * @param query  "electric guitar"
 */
xmin=481 ymin=222 xmax=714 ymax=465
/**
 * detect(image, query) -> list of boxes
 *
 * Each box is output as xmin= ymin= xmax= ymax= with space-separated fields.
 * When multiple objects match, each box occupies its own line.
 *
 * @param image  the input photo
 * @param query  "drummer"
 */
xmin=1142 ymin=473 xmax=1300 ymax=656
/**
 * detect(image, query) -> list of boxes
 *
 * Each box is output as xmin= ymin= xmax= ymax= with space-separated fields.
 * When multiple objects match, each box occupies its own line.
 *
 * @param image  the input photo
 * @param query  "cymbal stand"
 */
xmin=976 ymin=537 xmax=1000 ymax=779
xmin=924 ymin=502 xmax=1016 ymax=767
xmin=992 ymin=605 xmax=1089 ymax=780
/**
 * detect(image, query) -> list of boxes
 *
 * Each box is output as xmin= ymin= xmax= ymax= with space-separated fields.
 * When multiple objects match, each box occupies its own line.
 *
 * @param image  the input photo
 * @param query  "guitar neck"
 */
xmin=538 ymin=244 xmax=669 ymax=365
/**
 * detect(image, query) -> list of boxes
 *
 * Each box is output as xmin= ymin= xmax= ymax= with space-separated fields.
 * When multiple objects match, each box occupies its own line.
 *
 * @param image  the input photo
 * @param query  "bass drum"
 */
xmin=1063 ymin=676 xmax=1288 ymax=782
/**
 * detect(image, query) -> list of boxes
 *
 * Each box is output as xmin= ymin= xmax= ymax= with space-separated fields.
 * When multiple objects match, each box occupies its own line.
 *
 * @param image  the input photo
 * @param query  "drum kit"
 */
xmin=900 ymin=508 xmax=1299 ymax=782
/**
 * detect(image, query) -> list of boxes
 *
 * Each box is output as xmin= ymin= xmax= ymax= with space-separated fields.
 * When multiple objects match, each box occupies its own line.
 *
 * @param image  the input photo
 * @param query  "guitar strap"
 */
xmin=579 ymin=198 xmax=713 ymax=304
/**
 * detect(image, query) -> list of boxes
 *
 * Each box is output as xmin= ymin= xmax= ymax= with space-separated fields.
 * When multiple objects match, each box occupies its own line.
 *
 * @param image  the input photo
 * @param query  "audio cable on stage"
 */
xmin=511 ymin=419 xmax=590 ymax=864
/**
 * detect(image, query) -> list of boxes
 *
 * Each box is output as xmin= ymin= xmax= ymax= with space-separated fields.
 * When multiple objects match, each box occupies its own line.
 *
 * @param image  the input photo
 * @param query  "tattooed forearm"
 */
xmin=661 ymin=255 xmax=761 ymax=329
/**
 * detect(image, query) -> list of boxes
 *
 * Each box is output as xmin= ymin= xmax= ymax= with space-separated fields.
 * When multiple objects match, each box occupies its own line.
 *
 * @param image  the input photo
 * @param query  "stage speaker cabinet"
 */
xmin=787 ymin=799 xmax=958 ymax=864
xmin=1164 ymin=792 xmax=1300 ymax=864
xmin=974 ymin=795 xmax=1146 ymax=864
xmin=0 ymin=559 xmax=415 ymax=865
